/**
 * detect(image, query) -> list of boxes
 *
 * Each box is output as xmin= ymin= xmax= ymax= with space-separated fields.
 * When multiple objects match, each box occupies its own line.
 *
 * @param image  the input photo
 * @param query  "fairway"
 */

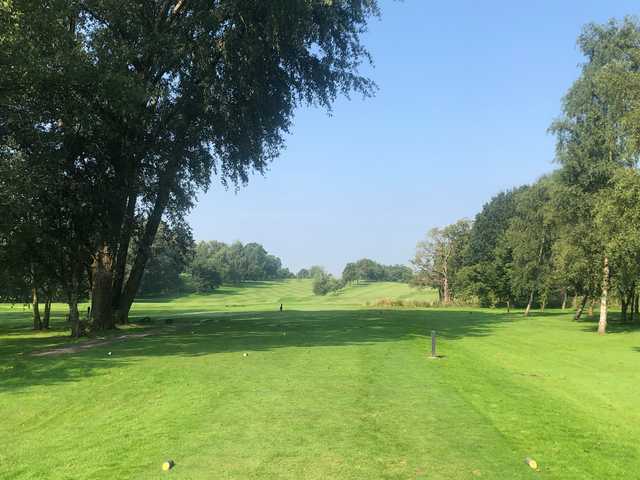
xmin=1 ymin=280 xmax=639 ymax=479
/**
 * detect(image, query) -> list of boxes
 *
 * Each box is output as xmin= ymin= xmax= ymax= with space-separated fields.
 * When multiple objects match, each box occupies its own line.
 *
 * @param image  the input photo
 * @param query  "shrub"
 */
xmin=312 ymin=272 xmax=345 ymax=295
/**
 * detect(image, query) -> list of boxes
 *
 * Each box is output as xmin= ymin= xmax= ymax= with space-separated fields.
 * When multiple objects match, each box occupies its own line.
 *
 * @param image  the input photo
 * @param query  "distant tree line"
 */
xmin=138 ymin=233 xmax=293 ymax=296
xmin=412 ymin=17 xmax=640 ymax=335
xmin=301 ymin=259 xmax=413 ymax=296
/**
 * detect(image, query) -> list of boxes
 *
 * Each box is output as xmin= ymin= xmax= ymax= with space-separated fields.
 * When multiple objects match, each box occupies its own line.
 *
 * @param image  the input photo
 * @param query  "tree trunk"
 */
xmin=524 ymin=290 xmax=534 ymax=317
xmin=598 ymin=256 xmax=609 ymax=336
xmin=112 ymin=190 xmax=137 ymax=311
xmin=561 ymin=289 xmax=567 ymax=310
xmin=42 ymin=293 xmax=52 ymax=329
xmin=588 ymin=299 xmax=594 ymax=317
xmin=116 ymin=160 xmax=177 ymax=323
xmin=621 ymin=295 xmax=628 ymax=323
xmin=574 ymin=294 xmax=588 ymax=321
xmin=634 ymin=294 xmax=639 ymax=323
xmin=91 ymin=243 xmax=115 ymax=331
xmin=442 ymin=275 xmax=450 ymax=305
xmin=572 ymin=294 xmax=578 ymax=309
xmin=506 ymin=299 xmax=511 ymax=313
xmin=32 ymin=287 xmax=42 ymax=330
xmin=626 ymin=289 xmax=635 ymax=324
xmin=68 ymin=268 xmax=82 ymax=338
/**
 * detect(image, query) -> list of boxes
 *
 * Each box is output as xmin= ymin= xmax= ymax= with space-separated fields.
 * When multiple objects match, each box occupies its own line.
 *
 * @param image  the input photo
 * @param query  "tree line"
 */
xmin=137 ymin=225 xmax=293 ymax=296
xmin=299 ymin=259 xmax=413 ymax=296
xmin=412 ymin=17 xmax=640 ymax=334
xmin=0 ymin=1 xmax=379 ymax=336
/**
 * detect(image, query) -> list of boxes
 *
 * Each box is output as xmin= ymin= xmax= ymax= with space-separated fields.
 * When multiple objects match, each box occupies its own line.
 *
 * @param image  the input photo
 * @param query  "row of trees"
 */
xmin=187 ymin=241 xmax=292 ymax=293
xmin=138 ymin=229 xmax=294 ymax=296
xmin=413 ymin=17 xmax=640 ymax=334
xmin=0 ymin=1 xmax=379 ymax=335
xmin=302 ymin=259 xmax=413 ymax=295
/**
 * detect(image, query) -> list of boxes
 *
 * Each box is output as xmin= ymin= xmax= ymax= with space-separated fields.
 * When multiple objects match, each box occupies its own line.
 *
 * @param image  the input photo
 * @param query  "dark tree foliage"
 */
xmin=137 ymin=222 xmax=194 ymax=296
xmin=1 ymin=0 xmax=379 ymax=333
xmin=457 ymin=188 xmax=523 ymax=307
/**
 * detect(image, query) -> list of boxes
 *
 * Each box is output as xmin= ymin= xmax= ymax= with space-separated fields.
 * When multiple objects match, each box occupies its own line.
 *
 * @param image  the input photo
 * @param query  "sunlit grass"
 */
xmin=1 ymin=280 xmax=639 ymax=479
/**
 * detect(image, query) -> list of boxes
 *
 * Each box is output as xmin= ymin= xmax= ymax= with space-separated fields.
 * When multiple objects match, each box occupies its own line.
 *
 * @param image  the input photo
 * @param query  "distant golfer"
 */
xmin=280 ymin=304 xmax=283 ymax=312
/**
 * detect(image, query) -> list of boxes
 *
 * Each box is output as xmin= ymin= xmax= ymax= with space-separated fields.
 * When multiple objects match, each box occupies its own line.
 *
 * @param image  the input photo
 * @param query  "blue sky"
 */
xmin=188 ymin=0 xmax=639 ymax=275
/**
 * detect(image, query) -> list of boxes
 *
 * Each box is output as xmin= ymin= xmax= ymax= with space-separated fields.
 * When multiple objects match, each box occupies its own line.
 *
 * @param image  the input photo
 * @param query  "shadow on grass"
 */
xmin=0 ymin=308 xmax=520 ymax=393
xmin=577 ymin=312 xmax=640 ymax=334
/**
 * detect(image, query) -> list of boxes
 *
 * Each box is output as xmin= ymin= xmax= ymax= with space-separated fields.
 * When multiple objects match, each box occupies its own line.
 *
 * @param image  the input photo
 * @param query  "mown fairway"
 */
xmin=1 ymin=280 xmax=640 ymax=479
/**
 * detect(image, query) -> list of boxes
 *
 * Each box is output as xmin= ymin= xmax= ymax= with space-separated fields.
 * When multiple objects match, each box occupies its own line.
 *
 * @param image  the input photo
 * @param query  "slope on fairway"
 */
xmin=1 ymin=281 xmax=640 ymax=479
xmin=128 ymin=279 xmax=440 ymax=316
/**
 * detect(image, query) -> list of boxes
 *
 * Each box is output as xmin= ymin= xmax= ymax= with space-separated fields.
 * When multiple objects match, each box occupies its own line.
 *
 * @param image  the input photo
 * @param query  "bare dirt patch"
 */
xmin=31 ymin=333 xmax=154 ymax=357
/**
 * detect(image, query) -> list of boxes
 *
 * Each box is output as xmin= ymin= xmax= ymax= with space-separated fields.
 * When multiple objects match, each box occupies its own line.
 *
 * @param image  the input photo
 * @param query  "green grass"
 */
xmin=1 ymin=280 xmax=640 ymax=479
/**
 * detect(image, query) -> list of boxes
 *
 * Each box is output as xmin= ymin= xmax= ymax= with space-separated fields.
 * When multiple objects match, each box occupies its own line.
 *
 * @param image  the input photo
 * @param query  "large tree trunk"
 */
xmin=524 ymin=290 xmax=534 ymax=317
xmin=91 ymin=243 xmax=115 ymax=331
xmin=574 ymin=294 xmax=588 ymax=321
xmin=598 ymin=256 xmax=609 ymax=336
xmin=112 ymin=190 xmax=137 ymax=311
xmin=32 ymin=287 xmax=42 ymax=330
xmin=116 ymin=160 xmax=177 ymax=323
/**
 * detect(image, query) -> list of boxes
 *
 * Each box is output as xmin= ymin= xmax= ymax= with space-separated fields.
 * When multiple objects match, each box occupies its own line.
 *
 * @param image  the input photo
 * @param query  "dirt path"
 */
xmin=31 ymin=332 xmax=154 ymax=357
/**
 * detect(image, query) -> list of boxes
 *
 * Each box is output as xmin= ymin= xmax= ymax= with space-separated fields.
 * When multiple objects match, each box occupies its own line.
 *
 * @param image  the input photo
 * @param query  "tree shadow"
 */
xmin=0 ymin=308 xmax=520 ymax=394
xmin=577 ymin=312 xmax=640 ymax=334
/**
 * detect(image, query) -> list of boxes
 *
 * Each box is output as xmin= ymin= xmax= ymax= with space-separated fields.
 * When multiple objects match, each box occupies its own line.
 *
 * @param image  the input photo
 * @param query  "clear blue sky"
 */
xmin=188 ymin=0 xmax=639 ymax=275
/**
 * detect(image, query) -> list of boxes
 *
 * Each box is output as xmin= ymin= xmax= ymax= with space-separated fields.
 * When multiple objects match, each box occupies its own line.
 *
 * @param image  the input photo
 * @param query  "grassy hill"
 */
xmin=1 ymin=280 xmax=640 ymax=479
xmin=130 ymin=279 xmax=439 ymax=316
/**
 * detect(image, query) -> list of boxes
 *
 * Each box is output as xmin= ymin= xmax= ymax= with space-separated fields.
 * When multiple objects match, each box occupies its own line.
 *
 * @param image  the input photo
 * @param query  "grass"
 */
xmin=1 ymin=279 xmax=640 ymax=479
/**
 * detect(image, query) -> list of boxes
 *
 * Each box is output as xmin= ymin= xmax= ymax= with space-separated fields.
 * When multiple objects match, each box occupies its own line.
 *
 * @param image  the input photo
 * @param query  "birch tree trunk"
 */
xmin=598 ymin=256 xmax=609 ymax=336
xmin=574 ymin=294 xmax=588 ymax=321
xmin=524 ymin=290 xmax=534 ymax=317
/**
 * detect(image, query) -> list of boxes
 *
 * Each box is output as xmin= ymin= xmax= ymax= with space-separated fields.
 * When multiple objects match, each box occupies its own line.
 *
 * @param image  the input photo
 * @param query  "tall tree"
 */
xmin=2 ymin=0 xmax=380 ymax=332
xmin=413 ymin=219 xmax=471 ymax=304
xmin=550 ymin=17 xmax=640 ymax=332
xmin=506 ymin=180 xmax=556 ymax=316
xmin=458 ymin=188 xmax=524 ymax=308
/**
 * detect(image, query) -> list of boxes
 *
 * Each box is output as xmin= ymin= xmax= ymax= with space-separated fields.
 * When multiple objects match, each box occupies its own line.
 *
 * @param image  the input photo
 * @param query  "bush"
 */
xmin=312 ymin=272 xmax=344 ymax=295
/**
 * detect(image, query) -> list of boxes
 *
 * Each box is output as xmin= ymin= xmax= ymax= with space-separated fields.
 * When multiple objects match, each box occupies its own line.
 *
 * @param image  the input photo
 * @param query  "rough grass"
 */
xmin=1 ymin=280 xmax=639 ymax=479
